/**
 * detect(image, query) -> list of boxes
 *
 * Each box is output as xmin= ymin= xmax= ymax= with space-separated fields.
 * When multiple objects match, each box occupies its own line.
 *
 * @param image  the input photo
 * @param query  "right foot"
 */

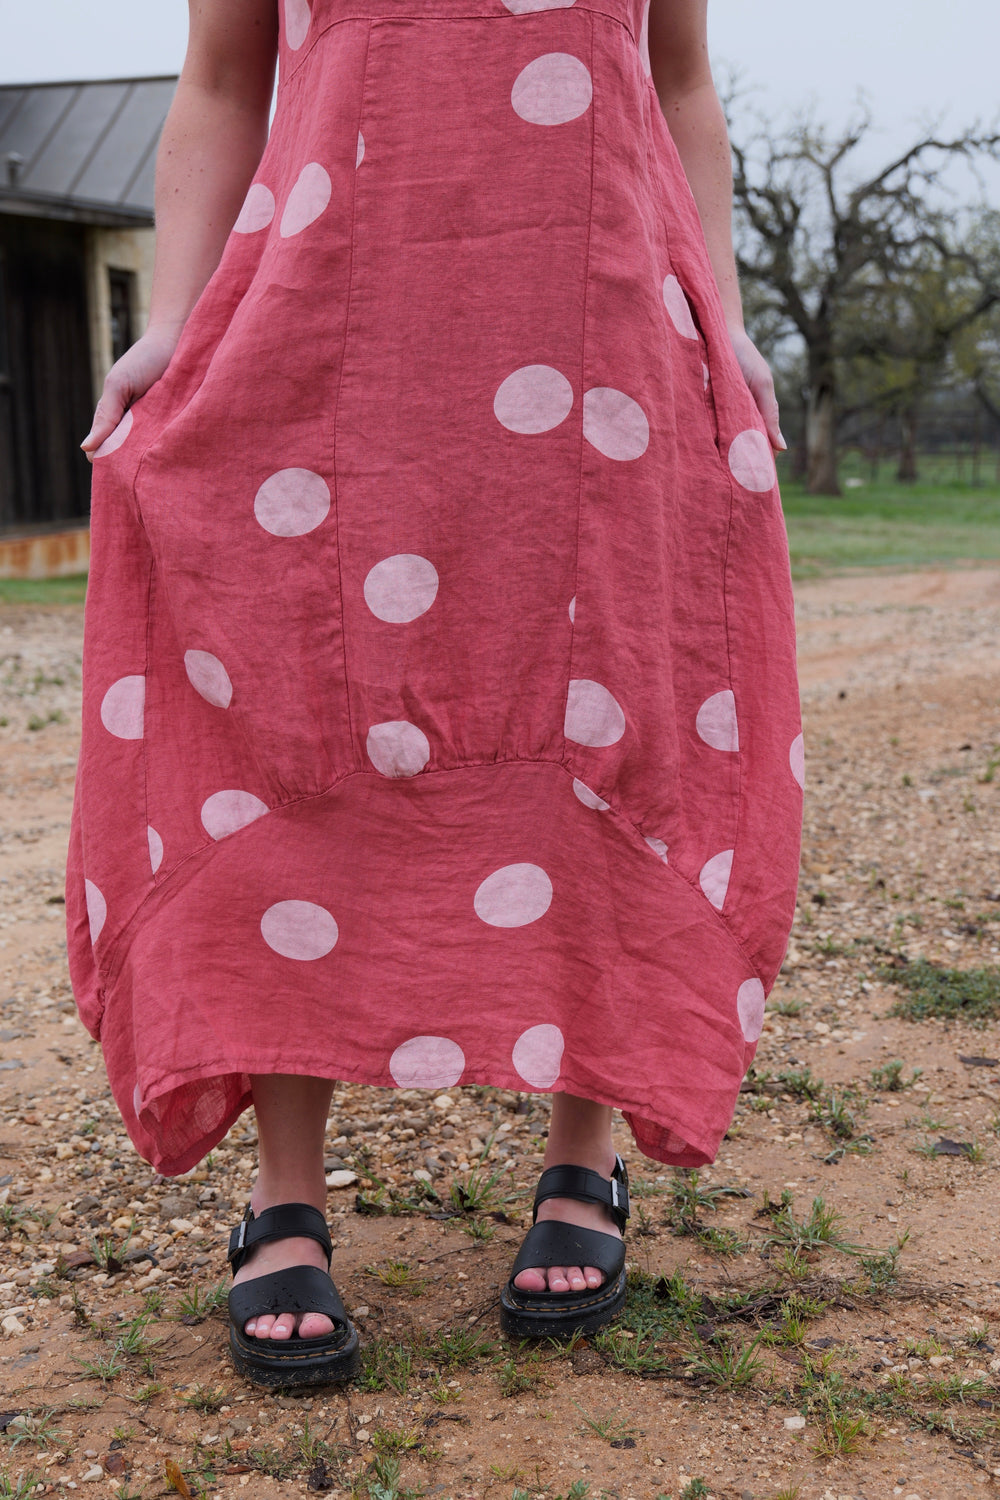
xmin=234 ymin=1205 xmax=334 ymax=1340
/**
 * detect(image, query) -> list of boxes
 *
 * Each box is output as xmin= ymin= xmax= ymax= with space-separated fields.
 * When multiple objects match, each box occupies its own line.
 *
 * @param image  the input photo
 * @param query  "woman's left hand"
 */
xmin=728 ymin=328 xmax=786 ymax=453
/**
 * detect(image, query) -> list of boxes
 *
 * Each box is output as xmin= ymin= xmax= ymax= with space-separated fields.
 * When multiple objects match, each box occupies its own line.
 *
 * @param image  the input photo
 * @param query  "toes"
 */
xmin=298 ymin=1312 xmax=335 ymax=1339
xmin=584 ymin=1266 xmax=605 ymax=1289
xmin=513 ymin=1267 xmax=548 ymax=1293
xmin=546 ymin=1266 xmax=570 ymax=1292
xmin=249 ymin=1314 xmax=274 ymax=1339
xmin=563 ymin=1266 xmax=588 ymax=1292
xmin=268 ymin=1313 xmax=297 ymax=1340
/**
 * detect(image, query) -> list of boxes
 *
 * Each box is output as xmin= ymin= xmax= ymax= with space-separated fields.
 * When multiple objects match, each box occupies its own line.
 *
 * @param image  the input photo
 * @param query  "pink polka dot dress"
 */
xmin=66 ymin=0 xmax=803 ymax=1176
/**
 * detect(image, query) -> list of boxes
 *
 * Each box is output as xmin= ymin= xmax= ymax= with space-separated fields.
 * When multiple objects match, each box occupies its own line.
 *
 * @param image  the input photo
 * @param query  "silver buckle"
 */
xmin=236 ymin=1220 xmax=247 ymax=1252
xmin=610 ymin=1179 xmax=619 ymax=1209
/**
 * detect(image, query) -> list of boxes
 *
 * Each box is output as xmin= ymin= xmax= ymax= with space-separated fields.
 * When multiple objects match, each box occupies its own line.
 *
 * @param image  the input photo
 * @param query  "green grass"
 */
xmin=780 ymin=477 xmax=1000 ymax=577
xmin=0 ymin=575 xmax=88 ymax=605
xmin=882 ymin=959 xmax=1000 ymax=1023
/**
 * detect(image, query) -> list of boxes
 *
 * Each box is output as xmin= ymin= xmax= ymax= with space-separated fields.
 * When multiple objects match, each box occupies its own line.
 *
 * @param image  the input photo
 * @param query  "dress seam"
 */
xmin=279 ymin=4 xmax=638 ymax=89
xmin=565 ymin=10 xmax=596 ymax=752
xmin=329 ymin=18 xmax=374 ymax=763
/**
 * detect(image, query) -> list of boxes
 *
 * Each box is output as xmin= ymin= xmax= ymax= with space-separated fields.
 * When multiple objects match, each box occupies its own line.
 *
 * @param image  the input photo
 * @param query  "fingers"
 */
xmin=80 ymin=392 xmax=129 ymax=464
xmin=730 ymin=330 xmax=787 ymax=454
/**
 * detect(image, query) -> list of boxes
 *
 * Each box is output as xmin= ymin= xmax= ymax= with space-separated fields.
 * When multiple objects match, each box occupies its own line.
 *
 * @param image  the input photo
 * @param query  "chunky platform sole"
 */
xmin=499 ymin=1266 xmax=627 ymax=1341
xmin=228 ymin=1323 xmax=360 ymax=1388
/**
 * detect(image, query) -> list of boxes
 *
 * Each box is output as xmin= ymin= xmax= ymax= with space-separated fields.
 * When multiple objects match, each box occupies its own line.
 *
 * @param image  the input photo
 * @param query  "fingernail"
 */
xmin=776 ymin=432 xmax=788 ymax=452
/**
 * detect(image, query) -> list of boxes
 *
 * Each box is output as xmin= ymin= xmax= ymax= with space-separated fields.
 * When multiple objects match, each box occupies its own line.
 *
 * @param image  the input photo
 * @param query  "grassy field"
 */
xmin=2 ymin=474 xmax=1000 ymax=603
xmin=780 ymin=473 xmax=1000 ymax=577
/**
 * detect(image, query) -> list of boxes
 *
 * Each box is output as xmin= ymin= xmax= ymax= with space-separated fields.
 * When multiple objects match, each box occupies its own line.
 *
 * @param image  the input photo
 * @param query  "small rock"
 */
xmin=413 ymin=1169 xmax=432 ymax=1184
xmin=158 ymin=1194 xmax=196 ymax=1221
xmin=325 ymin=1170 xmax=357 ymax=1189
xmin=81 ymin=1465 xmax=103 ymax=1482
xmin=783 ymin=1414 xmax=806 ymax=1430
xmin=169 ymin=1217 xmax=195 ymax=1233
xmin=928 ymin=1354 xmax=953 ymax=1368
xmin=352 ymin=1305 xmax=369 ymax=1318
xmin=422 ymin=1156 xmax=445 ymax=1178
xmin=433 ymin=1094 xmax=454 ymax=1112
xmin=2 ymin=1315 xmax=25 ymax=1337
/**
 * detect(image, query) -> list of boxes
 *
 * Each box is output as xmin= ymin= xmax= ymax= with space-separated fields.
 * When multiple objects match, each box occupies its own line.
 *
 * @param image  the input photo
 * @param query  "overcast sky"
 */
xmin=2 ymin=0 xmax=997 ymax=158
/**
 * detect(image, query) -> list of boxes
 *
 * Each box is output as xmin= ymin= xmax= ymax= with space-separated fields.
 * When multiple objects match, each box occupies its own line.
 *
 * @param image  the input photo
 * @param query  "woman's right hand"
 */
xmin=80 ymin=325 xmax=184 ymax=462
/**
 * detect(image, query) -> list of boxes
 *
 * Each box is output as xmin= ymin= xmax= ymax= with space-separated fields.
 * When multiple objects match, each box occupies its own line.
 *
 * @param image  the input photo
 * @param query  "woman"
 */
xmin=72 ymin=0 xmax=802 ymax=1387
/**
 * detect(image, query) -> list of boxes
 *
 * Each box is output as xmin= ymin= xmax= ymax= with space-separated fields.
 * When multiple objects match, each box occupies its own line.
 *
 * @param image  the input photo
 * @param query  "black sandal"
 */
xmin=226 ymin=1202 xmax=360 ymax=1388
xmin=499 ymin=1155 xmax=629 ymax=1340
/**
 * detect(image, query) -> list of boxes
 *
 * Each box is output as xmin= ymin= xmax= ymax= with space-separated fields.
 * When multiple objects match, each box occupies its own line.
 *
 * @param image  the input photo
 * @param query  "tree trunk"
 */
xmin=897 ymin=404 xmax=919 ymax=483
xmin=806 ymin=350 xmax=840 ymax=494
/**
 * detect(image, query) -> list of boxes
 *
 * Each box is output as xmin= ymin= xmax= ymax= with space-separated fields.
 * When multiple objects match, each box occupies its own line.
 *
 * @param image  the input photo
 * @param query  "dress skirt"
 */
xmin=65 ymin=0 xmax=803 ymax=1175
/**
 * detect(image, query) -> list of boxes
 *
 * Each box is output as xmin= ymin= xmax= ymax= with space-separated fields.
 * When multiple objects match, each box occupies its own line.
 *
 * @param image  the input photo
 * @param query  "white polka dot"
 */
xmin=474 ymin=863 xmax=553 ymax=928
xmin=201 ymin=790 xmax=269 ymax=841
xmin=502 ymin=0 xmax=574 ymax=10
xmin=512 ymin=1024 xmax=565 ymax=1088
xmin=356 ymin=130 xmax=365 ymax=167
xmin=638 ymin=0 xmax=651 ymax=75
xmin=366 ymin=721 xmax=430 ymax=778
xmin=699 ymin=848 xmax=733 ymax=910
xmin=184 ymin=649 xmax=233 ymax=709
xmin=696 ymin=689 xmax=739 ymax=753
xmin=511 ymin=53 xmax=592 ymax=126
xmin=564 ymin=679 xmax=626 ymax=748
xmin=233 ymin=182 xmax=275 ymax=234
xmin=261 ymin=900 xmax=338 ymax=960
xmin=389 ymin=1035 xmax=465 ymax=1089
xmin=729 ymin=429 xmax=776 ymax=492
xmin=100 ymin=675 xmax=145 ymax=740
xmin=567 ymin=595 xmax=576 ymax=623
xmin=789 ymin=732 xmax=805 ymax=790
xmin=582 ymin=387 xmax=650 ymax=461
xmin=572 ymin=778 xmax=609 ymax=811
xmin=132 ymin=1083 xmax=143 ymax=1115
xmin=494 ymin=364 xmax=573 ymax=434
xmin=147 ymin=825 xmax=163 ymax=875
xmin=254 ymin=468 xmax=330 ymax=536
xmin=645 ymin=836 xmax=668 ymax=862
xmin=85 ymin=879 xmax=106 ymax=944
xmin=737 ymin=977 xmax=766 ymax=1042
xmin=279 ymin=162 xmax=332 ymax=238
xmin=94 ymin=407 xmax=133 ymax=458
xmin=284 ymin=0 xmax=311 ymax=48
xmin=364 ymin=554 xmax=439 ymax=623
xmin=662 ymin=275 xmax=698 ymax=339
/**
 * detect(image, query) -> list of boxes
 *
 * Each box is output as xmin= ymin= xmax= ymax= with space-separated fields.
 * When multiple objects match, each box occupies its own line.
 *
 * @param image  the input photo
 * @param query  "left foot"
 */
xmin=512 ymin=1185 xmax=622 ymax=1293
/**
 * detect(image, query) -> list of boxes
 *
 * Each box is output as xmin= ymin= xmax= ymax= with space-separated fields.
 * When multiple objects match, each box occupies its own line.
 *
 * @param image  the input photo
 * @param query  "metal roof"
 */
xmin=0 ymin=76 xmax=177 ymax=226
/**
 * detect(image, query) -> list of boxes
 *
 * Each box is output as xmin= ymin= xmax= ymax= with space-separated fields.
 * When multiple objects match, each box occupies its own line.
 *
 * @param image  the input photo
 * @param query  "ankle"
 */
xmin=250 ymin=1175 xmax=327 ymax=1217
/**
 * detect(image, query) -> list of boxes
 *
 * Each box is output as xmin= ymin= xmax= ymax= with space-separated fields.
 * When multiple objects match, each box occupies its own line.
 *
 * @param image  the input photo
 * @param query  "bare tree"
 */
xmin=729 ymin=107 xmax=1000 ymax=493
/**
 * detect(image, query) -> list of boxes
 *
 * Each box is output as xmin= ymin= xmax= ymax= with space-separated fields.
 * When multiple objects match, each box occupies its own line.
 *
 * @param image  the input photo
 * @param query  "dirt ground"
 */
xmin=1 ymin=565 xmax=1000 ymax=1500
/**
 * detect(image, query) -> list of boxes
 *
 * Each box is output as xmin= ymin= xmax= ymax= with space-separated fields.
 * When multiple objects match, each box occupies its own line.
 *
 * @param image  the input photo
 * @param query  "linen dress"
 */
xmin=65 ymin=0 xmax=804 ymax=1177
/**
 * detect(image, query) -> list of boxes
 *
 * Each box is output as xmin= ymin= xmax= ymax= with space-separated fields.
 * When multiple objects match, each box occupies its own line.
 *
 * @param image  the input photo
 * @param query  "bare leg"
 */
xmin=512 ymin=1091 xmax=621 ymax=1294
xmin=233 ymin=1074 xmax=334 ymax=1341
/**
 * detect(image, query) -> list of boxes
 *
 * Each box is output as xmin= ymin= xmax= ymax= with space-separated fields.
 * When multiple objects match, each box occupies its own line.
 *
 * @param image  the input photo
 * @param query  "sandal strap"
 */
xmin=228 ymin=1203 xmax=332 ymax=1275
xmin=509 ymin=1219 xmax=626 ymax=1283
xmin=228 ymin=1263 xmax=350 ymax=1336
xmin=533 ymin=1154 xmax=629 ymax=1234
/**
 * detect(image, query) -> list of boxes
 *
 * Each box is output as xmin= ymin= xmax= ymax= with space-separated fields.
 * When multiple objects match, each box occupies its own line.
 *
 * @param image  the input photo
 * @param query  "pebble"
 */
xmin=169 ymin=1218 xmax=195 ymax=1233
xmin=81 ymin=1466 xmax=103 ymax=1482
xmin=928 ymin=1354 xmax=952 ymax=1368
xmin=2 ymin=1314 xmax=25 ymax=1336
xmin=325 ymin=1170 xmax=357 ymax=1189
xmin=433 ymin=1094 xmax=454 ymax=1111
xmin=783 ymin=1414 xmax=806 ymax=1430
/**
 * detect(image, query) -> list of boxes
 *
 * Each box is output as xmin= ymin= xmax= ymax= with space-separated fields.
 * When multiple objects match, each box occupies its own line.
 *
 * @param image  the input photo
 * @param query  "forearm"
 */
xmin=147 ymin=79 xmax=272 ymax=337
xmin=655 ymin=77 xmax=744 ymax=334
